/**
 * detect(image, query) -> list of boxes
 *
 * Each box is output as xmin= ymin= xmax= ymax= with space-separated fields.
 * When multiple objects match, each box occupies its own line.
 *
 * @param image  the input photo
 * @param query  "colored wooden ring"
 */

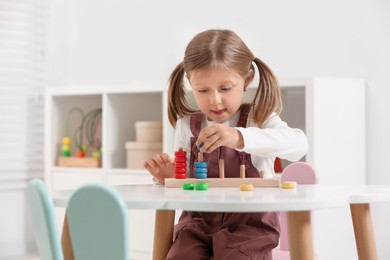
xmin=194 ymin=162 xmax=207 ymax=168
xmin=195 ymin=173 xmax=208 ymax=179
xmin=281 ymin=181 xmax=297 ymax=189
xmin=175 ymin=150 xmax=187 ymax=157
xmin=195 ymin=182 xmax=209 ymax=190
xmin=239 ymin=184 xmax=254 ymax=191
xmin=182 ymin=183 xmax=195 ymax=190
xmin=174 ymin=157 xmax=186 ymax=163
xmin=175 ymin=173 xmax=187 ymax=179
xmin=174 ymin=167 xmax=186 ymax=173
xmin=195 ymin=167 xmax=207 ymax=173
xmin=174 ymin=162 xmax=186 ymax=168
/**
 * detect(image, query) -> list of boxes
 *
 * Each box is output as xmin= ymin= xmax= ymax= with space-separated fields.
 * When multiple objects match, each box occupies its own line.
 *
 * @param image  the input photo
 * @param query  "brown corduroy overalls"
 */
xmin=166 ymin=104 xmax=280 ymax=260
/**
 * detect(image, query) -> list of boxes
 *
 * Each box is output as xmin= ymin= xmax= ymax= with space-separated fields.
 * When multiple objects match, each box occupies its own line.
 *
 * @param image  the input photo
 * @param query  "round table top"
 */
xmin=52 ymin=184 xmax=390 ymax=212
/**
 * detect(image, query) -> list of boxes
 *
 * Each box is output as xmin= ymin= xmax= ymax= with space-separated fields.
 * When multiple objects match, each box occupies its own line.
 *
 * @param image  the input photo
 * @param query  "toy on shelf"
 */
xmin=61 ymin=107 xmax=84 ymax=158
xmin=57 ymin=107 xmax=102 ymax=168
xmin=165 ymin=149 xmax=280 ymax=188
xmin=61 ymin=136 xmax=71 ymax=157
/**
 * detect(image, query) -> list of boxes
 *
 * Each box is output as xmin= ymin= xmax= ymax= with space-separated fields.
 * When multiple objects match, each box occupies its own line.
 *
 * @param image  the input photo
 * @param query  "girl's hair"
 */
xmin=168 ymin=29 xmax=282 ymax=128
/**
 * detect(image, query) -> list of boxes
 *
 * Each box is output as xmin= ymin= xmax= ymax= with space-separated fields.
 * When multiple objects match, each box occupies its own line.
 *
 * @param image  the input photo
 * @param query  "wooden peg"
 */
xmin=240 ymin=164 xmax=245 ymax=178
xmin=198 ymin=151 xmax=203 ymax=162
xmin=259 ymin=170 xmax=264 ymax=178
xmin=219 ymin=159 xmax=225 ymax=179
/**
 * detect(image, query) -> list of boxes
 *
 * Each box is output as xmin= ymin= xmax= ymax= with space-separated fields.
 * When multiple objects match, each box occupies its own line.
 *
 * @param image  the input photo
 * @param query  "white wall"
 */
xmin=44 ymin=0 xmax=390 ymax=259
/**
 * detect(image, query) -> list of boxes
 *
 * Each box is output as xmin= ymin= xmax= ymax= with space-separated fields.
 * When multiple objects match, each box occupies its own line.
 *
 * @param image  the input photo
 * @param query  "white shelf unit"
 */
xmin=44 ymin=86 xmax=167 ymax=191
xmin=280 ymin=77 xmax=366 ymax=185
xmin=44 ymin=77 xmax=365 ymax=258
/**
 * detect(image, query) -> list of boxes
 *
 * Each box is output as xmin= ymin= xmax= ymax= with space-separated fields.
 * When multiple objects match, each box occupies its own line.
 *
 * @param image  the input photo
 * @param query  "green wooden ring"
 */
xmin=182 ymin=183 xmax=195 ymax=190
xmin=195 ymin=182 xmax=209 ymax=190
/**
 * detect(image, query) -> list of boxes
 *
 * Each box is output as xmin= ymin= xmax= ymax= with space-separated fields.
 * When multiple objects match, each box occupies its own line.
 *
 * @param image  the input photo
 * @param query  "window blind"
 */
xmin=0 ymin=0 xmax=47 ymax=190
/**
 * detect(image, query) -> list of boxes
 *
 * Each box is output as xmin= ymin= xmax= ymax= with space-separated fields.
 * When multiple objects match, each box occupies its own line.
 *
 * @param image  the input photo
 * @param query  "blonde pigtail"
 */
xmin=168 ymin=62 xmax=195 ymax=128
xmin=252 ymin=57 xmax=282 ymax=127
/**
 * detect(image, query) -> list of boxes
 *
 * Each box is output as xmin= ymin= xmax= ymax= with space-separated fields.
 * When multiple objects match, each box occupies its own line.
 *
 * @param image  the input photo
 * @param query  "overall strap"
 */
xmin=190 ymin=111 xmax=203 ymax=137
xmin=237 ymin=103 xmax=252 ymax=128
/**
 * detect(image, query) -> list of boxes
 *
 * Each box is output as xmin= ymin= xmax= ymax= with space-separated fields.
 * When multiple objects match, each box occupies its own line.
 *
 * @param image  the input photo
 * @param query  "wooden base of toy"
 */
xmin=165 ymin=178 xmax=280 ymax=188
xmin=57 ymin=157 xmax=101 ymax=168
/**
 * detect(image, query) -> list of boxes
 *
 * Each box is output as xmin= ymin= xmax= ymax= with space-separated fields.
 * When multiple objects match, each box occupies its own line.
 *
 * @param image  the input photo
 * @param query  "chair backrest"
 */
xmin=67 ymin=183 xmax=129 ymax=260
xmin=279 ymin=162 xmax=319 ymax=251
xmin=281 ymin=162 xmax=318 ymax=185
xmin=27 ymin=179 xmax=64 ymax=260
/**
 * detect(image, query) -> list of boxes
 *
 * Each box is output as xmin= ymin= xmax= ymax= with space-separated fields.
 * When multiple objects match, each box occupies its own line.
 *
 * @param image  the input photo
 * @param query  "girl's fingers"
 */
xmin=144 ymin=153 xmax=174 ymax=174
xmin=160 ymin=153 xmax=174 ymax=166
xmin=197 ymin=125 xmax=239 ymax=152
xmin=151 ymin=153 xmax=172 ymax=167
xmin=198 ymin=132 xmax=220 ymax=153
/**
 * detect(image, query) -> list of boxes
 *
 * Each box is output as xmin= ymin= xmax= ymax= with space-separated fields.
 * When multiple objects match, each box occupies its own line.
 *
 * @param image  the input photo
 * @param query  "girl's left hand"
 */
xmin=196 ymin=124 xmax=244 ymax=153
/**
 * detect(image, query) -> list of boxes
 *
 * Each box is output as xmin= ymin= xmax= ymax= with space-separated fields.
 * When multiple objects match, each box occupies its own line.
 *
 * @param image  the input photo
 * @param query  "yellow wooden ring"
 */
xmin=239 ymin=184 xmax=253 ymax=191
xmin=281 ymin=181 xmax=297 ymax=189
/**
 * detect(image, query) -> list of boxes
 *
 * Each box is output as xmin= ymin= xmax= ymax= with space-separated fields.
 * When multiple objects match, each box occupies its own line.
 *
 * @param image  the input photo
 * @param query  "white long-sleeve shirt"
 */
xmin=174 ymin=109 xmax=308 ymax=178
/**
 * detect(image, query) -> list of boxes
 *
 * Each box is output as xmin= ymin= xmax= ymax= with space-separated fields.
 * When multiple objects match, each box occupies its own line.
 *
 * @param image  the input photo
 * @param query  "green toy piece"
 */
xmin=195 ymin=182 xmax=209 ymax=190
xmin=182 ymin=183 xmax=195 ymax=190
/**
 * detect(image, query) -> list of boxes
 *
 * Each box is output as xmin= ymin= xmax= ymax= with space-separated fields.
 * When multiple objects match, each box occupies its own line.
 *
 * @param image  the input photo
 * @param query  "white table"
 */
xmin=53 ymin=184 xmax=390 ymax=260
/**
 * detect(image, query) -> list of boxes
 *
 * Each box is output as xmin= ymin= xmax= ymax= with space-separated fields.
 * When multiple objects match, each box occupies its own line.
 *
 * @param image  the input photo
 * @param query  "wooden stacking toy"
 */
xmin=165 ymin=149 xmax=280 ymax=188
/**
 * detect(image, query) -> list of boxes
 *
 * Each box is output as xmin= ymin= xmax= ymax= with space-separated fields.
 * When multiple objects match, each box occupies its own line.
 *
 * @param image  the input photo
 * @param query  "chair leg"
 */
xmin=61 ymin=214 xmax=74 ymax=260
xmin=153 ymin=210 xmax=175 ymax=260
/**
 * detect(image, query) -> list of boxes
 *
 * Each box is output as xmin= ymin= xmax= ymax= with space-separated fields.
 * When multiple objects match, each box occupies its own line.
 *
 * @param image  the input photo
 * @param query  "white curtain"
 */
xmin=0 ymin=0 xmax=47 ymax=189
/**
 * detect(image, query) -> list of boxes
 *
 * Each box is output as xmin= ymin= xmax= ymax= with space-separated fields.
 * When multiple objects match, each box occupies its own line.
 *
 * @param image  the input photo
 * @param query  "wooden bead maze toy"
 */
xmin=57 ymin=107 xmax=102 ymax=168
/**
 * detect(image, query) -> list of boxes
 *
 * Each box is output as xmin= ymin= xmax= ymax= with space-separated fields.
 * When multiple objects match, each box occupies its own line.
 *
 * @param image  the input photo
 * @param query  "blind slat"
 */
xmin=0 ymin=0 xmax=46 ymax=181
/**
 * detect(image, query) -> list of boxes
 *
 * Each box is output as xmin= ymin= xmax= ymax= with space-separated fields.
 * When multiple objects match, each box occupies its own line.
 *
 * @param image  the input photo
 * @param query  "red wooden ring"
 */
xmin=174 ymin=157 xmax=186 ymax=163
xmin=174 ymin=167 xmax=186 ymax=173
xmin=175 ymin=173 xmax=187 ymax=179
xmin=175 ymin=150 xmax=187 ymax=157
xmin=174 ymin=162 xmax=186 ymax=168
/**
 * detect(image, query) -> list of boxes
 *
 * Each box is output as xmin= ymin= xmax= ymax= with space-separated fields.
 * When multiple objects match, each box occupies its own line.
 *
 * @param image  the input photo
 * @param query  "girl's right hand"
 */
xmin=144 ymin=153 xmax=175 ymax=184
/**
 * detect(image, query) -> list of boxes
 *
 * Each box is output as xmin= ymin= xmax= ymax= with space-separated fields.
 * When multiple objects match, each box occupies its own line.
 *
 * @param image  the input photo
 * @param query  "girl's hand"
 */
xmin=196 ymin=124 xmax=244 ymax=153
xmin=144 ymin=153 xmax=175 ymax=184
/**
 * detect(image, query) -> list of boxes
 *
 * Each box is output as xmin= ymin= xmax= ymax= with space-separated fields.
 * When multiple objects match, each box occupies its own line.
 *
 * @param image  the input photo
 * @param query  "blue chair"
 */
xmin=66 ymin=183 xmax=129 ymax=260
xmin=27 ymin=179 xmax=64 ymax=260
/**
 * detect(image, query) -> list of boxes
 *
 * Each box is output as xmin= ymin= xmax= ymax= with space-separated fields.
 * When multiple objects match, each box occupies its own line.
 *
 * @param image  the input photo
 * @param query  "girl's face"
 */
xmin=188 ymin=67 xmax=249 ymax=123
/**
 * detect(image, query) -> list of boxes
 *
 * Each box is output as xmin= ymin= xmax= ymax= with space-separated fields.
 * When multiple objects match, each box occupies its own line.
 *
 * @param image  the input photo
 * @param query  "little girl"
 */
xmin=144 ymin=29 xmax=308 ymax=260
